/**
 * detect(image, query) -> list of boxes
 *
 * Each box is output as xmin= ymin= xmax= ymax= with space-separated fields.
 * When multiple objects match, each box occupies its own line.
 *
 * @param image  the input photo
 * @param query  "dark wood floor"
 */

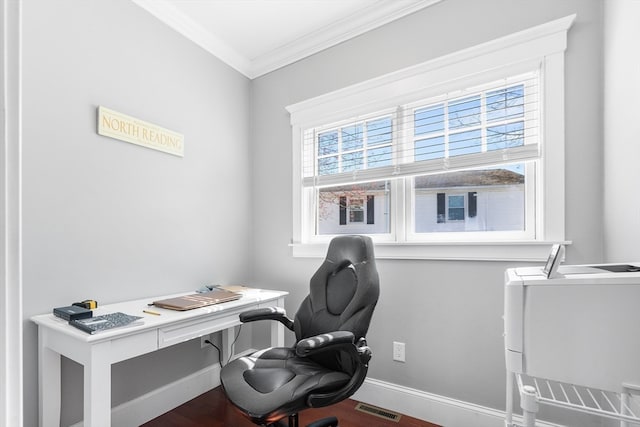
xmin=141 ymin=386 xmax=440 ymax=427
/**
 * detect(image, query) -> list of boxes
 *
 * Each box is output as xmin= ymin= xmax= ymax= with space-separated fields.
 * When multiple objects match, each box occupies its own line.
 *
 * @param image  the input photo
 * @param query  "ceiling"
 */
xmin=132 ymin=0 xmax=442 ymax=79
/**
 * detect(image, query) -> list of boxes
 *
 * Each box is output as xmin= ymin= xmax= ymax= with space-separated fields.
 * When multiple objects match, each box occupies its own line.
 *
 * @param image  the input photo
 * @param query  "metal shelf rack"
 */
xmin=507 ymin=373 xmax=640 ymax=427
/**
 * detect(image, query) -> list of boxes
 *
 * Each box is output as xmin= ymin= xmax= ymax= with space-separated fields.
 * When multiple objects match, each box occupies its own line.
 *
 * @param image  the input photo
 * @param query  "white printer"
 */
xmin=505 ymin=262 xmax=640 ymax=392
xmin=504 ymin=255 xmax=640 ymax=426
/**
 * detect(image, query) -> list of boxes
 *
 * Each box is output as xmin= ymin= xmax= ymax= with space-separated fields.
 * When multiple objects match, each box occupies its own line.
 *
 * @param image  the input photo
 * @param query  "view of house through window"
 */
xmin=317 ymin=180 xmax=391 ymax=235
xmin=413 ymin=165 xmax=525 ymax=234
xmin=315 ymin=163 xmax=526 ymax=236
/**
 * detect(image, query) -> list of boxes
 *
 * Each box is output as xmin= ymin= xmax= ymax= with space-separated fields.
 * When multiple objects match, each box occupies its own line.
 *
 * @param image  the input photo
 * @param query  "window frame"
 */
xmin=287 ymin=15 xmax=575 ymax=261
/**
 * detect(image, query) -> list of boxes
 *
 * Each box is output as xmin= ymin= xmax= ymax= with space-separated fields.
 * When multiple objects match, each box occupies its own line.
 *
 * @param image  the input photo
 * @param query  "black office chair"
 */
xmin=220 ymin=235 xmax=380 ymax=427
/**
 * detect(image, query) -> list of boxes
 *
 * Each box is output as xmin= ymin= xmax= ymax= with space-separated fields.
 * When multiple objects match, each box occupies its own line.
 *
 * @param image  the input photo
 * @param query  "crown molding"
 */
xmin=132 ymin=0 xmax=252 ymax=76
xmin=249 ymin=0 xmax=443 ymax=78
xmin=286 ymin=13 xmax=576 ymax=123
xmin=132 ymin=0 xmax=443 ymax=79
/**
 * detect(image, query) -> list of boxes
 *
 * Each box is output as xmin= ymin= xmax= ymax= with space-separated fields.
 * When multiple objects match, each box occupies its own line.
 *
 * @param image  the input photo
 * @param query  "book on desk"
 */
xmin=69 ymin=312 xmax=143 ymax=334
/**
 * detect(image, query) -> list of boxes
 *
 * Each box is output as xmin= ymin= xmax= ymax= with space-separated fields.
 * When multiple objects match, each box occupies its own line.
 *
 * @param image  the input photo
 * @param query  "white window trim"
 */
xmin=1 ymin=0 xmax=24 ymax=425
xmin=287 ymin=15 xmax=575 ymax=261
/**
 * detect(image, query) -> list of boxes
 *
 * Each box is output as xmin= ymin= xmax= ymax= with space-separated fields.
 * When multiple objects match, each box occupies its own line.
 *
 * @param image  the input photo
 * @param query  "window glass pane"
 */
xmin=449 ymin=129 xmax=481 ymax=156
xmin=413 ymin=164 xmax=526 ymax=233
xmin=447 ymin=195 xmax=465 ymax=221
xmin=448 ymin=195 xmax=464 ymax=208
xmin=486 ymin=84 xmax=524 ymax=122
xmin=318 ymin=130 xmax=338 ymax=155
xmin=415 ymin=105 xmax=444 ymax=135
xmin=342 ymin=151 xmax=364 ymax=172
xmin=448 ymin=208 xmax=465 ymax=221
xmin=342 ymin=124 xmax=363 ymax=151
xmin=318 ymin=156 xmax=338 ymax=175
xmin=349 ymin=198 xmax=364 ymax=223
xmin=368 ymin=145 xmax=392 ymax=168
xmin=367 ymin=117 xmax=392 ymax=146
xmin=317 ymin=181 xmax=391 ymax=235
xmin=487 ymin=121 xmax=524 ymax=150
xmin=449 ymin=95 xmax=481 ymax=129
xmin=415 ymin=136 xmax=444 ymax=161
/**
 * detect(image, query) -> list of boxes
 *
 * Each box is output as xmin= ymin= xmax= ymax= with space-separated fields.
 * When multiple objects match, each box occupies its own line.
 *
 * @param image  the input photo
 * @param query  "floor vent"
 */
xmin=354 ymin=402 xmax=402 ymax=422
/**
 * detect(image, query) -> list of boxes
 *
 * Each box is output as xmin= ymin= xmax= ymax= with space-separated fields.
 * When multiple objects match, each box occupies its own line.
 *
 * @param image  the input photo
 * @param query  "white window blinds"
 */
xmin=302 ymin=72 xmax=539 ymax=189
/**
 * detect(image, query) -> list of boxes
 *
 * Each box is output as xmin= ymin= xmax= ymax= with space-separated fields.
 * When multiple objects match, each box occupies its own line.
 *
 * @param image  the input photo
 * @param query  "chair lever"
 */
xmin=356 ymin=338 xmax=372 ymax=364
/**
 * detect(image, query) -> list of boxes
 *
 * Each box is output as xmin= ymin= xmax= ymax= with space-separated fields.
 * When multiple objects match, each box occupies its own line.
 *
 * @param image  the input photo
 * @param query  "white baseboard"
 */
xmin=70 ymin=363 xmax=222 ymax=427
xmin=72 ymin=358 xmax=562 ymax=427
xmin=116 ymin=364 xmax=222 ymax=426
xmin=70 ymin=349 xmax=261 ymax=427
xmin=352 ymin=378 xmax=563 ymax=427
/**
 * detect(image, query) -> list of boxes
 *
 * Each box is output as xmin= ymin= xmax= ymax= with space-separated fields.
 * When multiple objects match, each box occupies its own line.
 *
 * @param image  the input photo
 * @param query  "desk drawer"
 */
xmin=158 ymin=312 xmax=242 ymax=348
xmin=111 ymin=329 xmax=158 ymax=361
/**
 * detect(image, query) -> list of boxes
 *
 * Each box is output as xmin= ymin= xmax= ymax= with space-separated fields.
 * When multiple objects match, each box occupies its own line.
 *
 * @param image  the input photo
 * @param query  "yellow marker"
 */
xmin=143 ymin=310 xmax=161 ymax=316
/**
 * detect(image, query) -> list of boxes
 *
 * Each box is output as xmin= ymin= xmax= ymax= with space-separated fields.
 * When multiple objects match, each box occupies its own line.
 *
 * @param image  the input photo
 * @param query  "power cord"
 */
xmin=203 ymin=324 xmax=243 ymax=366
xmin=203 ymin=339 xmax=223 ymax=367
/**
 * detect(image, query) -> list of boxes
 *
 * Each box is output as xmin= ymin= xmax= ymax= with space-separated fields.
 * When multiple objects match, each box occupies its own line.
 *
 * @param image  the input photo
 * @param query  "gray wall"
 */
xmin=21 ymin=0 xmax=252 ymax=425
xmin=251 ymin=0 xmax=604 ymax=424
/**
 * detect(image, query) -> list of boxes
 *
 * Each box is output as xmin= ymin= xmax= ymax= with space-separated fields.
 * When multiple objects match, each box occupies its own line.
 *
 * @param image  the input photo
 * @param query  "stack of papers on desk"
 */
xmin=152 ymin=288 xmax=241 ymax=311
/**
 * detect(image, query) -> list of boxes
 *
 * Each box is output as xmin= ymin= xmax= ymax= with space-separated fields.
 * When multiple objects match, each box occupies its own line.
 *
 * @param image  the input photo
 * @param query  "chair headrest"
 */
xmin=325 ymin=235 xmax=374 ymax=267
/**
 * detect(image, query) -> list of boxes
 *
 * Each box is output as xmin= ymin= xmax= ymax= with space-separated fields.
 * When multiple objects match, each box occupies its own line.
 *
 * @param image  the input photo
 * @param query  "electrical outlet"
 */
xmin=201 ymin=334 xmax=211 ymax=349
xmin=393 ymin=341 xmax=405 ymax=362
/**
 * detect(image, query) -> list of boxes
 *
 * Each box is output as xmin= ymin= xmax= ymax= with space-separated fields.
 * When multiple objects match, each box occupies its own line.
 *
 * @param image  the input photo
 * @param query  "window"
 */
xmin=348 ymin=198 xmax=364 ymax=222
xmin=447 ymin=195 xmax=465 ymax=221
xmin=303 ymin=74 xmax=537 ymax=243
xmin=288 ymin=15 xmax=574 ymax=260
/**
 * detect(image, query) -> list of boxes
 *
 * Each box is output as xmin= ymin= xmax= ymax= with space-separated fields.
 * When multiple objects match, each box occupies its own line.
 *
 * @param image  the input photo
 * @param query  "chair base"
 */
xmin=306 ymin=416 xmax=338 ymax=427
xmin=270 ymin=414 xmax=338 ymax=427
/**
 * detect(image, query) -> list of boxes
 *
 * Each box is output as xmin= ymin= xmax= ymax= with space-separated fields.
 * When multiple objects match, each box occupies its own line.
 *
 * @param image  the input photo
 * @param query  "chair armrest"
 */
xmin=304 ymin=336 xmax=373 ymax=408
xmin=295 ymin=331 xmax=355 ymax=357
xmin=239 ymin=307 xmax=294 ymax=331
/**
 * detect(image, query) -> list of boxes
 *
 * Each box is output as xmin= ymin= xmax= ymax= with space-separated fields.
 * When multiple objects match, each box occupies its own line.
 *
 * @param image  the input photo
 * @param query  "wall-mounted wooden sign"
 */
xmin=97 ymin=106 xmax=184 ymax=157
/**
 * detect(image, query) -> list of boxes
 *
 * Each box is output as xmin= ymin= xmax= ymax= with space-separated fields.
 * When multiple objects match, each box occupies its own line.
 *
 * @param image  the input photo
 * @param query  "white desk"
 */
xmin=32 ymin=288 xmax=288 ymax=427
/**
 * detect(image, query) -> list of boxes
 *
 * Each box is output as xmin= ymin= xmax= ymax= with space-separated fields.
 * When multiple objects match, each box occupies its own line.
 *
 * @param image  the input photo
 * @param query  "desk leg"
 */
xmin=38 ymin=331 xmax=61 ymax=427
xmin=271 ymin=321 xmax=284 ymax=347
xmin=221 ymin=326 xmax=235 ymax=364
xmin=271 ymin=297 xmax=286 ymax=347
xmin=505 ymin=371 xmax=513 ymax=427
xmin=84 ymin=342 xmax=111 ymax=427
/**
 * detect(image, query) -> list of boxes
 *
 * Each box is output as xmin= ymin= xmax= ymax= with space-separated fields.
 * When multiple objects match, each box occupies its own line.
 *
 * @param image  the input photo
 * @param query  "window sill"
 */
xmin=290 ymin=240 xmax=572 ymax=262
